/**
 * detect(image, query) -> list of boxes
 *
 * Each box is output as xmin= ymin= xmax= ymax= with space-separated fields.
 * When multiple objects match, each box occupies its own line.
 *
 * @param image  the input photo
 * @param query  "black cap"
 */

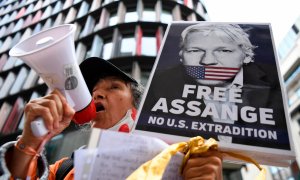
xmin=79 ymin=57 xmax=137 ymax=93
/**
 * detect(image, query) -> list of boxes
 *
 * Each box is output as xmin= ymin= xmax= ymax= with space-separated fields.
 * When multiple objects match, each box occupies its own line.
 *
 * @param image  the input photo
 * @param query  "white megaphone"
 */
xmin=9 ymin=24 xmax=96 ymax=137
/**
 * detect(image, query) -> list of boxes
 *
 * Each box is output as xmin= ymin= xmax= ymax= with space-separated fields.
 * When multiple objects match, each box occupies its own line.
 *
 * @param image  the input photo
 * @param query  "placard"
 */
xmin=134 ymin=22 xmax=295 ymax=166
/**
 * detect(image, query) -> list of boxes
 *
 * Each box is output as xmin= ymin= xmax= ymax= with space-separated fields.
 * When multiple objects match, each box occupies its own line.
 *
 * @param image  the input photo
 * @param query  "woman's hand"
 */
xmin=20 ymin=89 xmax=75 ymax=149
xmin=182 ymin=150 xmax=223 ymax=180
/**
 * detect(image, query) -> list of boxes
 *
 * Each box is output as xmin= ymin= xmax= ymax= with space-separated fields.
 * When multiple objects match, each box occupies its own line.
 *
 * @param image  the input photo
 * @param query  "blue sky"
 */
xmin=202 ymin=0 xmax=300 ymax=46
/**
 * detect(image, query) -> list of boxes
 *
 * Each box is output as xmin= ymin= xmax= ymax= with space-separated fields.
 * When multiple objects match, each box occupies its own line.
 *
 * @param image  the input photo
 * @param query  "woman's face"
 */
xmin=91 ymin=76 xmax=134 ymax=129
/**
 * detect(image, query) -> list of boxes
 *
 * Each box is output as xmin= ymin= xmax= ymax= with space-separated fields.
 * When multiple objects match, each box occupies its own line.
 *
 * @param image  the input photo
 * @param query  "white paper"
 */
xmin=75 ymin=130 xmax=183 ymax=180
xmin=74 ymin=149 xmax=96 ymax=180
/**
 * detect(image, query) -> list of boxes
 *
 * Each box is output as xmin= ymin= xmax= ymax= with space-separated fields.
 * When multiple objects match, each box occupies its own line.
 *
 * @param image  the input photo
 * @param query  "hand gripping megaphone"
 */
xmin=9 ymin=24 xmax=96 ymax=137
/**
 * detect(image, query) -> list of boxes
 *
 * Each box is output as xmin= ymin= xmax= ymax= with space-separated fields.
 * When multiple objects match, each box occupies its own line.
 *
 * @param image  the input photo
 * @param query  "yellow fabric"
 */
xmin=127 ymin=136 xmax=266 ymax=180
xmin=126 ymin=142 xmax=187 ymax=180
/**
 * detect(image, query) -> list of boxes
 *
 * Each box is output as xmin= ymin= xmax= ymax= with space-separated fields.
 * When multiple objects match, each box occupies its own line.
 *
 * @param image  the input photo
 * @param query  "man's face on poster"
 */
xmin=181 ymin=31 xmax=246 ymax=86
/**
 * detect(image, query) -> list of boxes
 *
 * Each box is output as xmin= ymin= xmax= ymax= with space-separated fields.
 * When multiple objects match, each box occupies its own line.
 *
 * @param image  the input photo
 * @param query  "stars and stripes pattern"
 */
xmin=185 ymin=66 xmax=240 ymax=80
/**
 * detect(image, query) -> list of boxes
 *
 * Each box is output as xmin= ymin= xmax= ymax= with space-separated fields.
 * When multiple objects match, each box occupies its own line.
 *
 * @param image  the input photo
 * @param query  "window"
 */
xmin=102 ymin=0 xmax=111 ymax=4
xmin=108 ymin=13 xmax=118 ymax=26
xmin=143 ymin=8 xmax=156 ymax=22
xmin=103 ymin=0 xmax=117 ymax=4
xmin=278 ymin=29 xmax=297 ymax=60
xmin=297 ymin=87 xmax=300 ymax=97
xmin=125 ymin=11 xmax=138 ymax=23
xmin=120 ymin=37 xmax=136 ymax=56
xmin=161 ymin=10 xmax=172 ymax=23
xmin=176 ymin=0 xmax=184 ymax=4
xmin=285 ymin=66 xmax=300 ymax=84
xmin=141 ymin=36 xmax=156 ymax=56
xmin=288 ymin=93 xmax=298 ymax=106
xmin=102 ymin=41 xmax=113 ymax=60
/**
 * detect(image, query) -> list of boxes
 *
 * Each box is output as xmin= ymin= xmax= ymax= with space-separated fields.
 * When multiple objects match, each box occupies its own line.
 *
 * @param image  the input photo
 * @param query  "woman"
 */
xmin=0 ymin=57 xmax=222 ymax=179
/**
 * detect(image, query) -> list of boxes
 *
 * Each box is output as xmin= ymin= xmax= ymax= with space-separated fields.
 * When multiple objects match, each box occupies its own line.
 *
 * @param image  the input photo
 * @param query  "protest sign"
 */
xmin=134 ymin=22 xmax=295 ymax=166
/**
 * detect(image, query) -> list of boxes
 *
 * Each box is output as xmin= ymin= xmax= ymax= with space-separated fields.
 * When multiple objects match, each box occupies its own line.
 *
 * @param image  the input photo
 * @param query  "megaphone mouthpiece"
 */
xmin=36 ymin=37 xmax=54 ymax=48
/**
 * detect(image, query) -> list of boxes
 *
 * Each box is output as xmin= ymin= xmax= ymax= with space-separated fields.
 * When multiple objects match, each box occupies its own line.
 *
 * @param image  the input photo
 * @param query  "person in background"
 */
xmin=0 ymin=57 xmax=222 ymax=179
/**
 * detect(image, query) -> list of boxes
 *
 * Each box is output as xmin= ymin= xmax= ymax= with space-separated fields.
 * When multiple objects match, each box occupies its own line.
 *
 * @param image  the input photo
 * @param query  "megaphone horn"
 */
xmin=9 ymin=24 xmax=96 ymax=137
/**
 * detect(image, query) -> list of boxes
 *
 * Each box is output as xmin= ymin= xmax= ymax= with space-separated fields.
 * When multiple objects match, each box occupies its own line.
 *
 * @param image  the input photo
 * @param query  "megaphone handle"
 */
xmin=29 ymin=90 xmax=75 ymax=137
xmin=30 ymin=117 xmax=49 ymax=137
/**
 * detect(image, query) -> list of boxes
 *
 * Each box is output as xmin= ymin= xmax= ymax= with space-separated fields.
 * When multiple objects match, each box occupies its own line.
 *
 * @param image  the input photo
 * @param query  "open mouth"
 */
xmin=95 ymin=103 xmax=105 ymax=112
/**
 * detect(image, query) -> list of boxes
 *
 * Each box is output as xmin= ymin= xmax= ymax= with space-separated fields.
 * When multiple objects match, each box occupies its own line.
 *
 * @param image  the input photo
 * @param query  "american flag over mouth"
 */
xmin=184 ymin=66 xmax=240 ymax=80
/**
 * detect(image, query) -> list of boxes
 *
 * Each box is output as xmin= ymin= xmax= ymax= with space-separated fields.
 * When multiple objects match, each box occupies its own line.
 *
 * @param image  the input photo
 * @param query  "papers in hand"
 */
xmin=74 ymin=129 xmax=184 ymax=180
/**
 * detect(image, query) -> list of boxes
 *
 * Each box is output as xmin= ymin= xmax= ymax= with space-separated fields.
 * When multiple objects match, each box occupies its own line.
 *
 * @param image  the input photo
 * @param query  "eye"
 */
xmin=186 ymin=49 xmax=202 ymax=53
xmin=110 ymin=83 xmax=122 ymax=90
xmin=109 ymin=80 xmax=125 ymax=90
xmin=110 ymin=85 xmax=119 ymax=89
xmin=219 ymin=49 xmax=232 ymax=53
